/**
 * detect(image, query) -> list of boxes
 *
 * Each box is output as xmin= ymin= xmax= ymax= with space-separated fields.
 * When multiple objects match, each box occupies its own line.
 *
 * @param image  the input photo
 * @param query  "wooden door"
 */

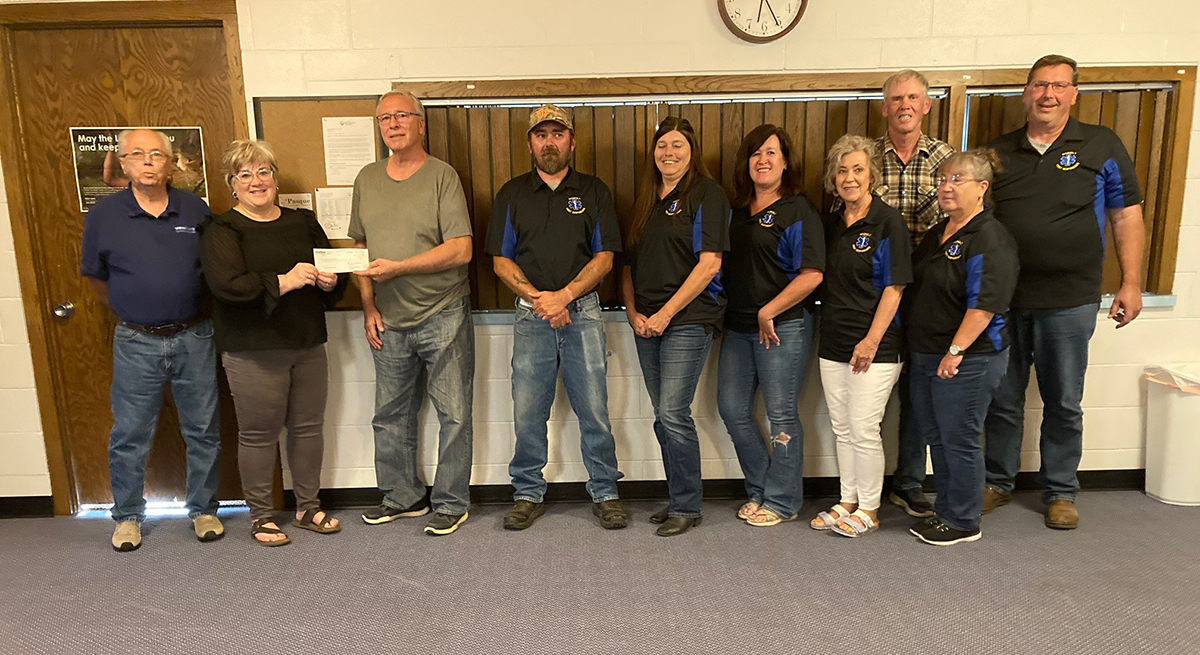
xmin=6 ymin=22 xmax=244 ymax=507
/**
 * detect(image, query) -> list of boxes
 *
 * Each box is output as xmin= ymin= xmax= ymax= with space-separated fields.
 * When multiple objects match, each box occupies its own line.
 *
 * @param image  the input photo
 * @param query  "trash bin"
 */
xmin=1144 ymin=366 xmax=1200 ymax=506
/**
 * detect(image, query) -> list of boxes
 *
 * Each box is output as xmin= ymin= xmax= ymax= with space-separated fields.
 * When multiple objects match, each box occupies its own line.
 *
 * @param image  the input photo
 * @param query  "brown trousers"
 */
xmin=221 ymin=345 xmax=328 ymax=520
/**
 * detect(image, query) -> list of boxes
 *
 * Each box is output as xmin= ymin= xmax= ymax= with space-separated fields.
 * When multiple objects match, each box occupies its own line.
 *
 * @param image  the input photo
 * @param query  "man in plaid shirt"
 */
xmin=877 ymin=69 xmax=955 ymax=518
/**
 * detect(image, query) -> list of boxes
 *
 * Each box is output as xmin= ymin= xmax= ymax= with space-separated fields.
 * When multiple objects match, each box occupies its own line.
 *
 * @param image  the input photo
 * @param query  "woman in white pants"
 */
xmin=810 ymin=135 xmax=912 ymax=537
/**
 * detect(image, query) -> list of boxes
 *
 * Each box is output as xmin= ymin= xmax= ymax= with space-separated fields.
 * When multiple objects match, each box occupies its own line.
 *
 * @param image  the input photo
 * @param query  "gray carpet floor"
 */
xmin=0 ymin=491 xmax=1197 ymax=655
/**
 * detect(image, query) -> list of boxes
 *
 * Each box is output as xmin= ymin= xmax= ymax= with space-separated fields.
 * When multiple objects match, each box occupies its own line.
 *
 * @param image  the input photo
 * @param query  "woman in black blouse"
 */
xmin=906 ymin=149 xmax=1018 ymax=546
xmin=717 ymin=124 xmax=823 ymax=528
xmin=202 ymin=139 xmax=346 ymax=546
xmin=622 ymin=117 xmax=730 ymax=537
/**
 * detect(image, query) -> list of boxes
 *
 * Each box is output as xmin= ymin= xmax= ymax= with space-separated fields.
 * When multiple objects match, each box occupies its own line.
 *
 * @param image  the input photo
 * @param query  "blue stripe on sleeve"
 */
xmin=964 ymin=253 xmax=983 ymax=309
xmin=590 ymin=220 xmax=602 ymax=255
xmin=775 ymin=221 xmax=804 ymax=282
xmin=1093 ymin=176 xmax=1107 ymax=253
xmin=1101 ymin=158 xmax=1126 ymax=209
xmin=872 ymin=236 xmax=892 ymax=292
xmin=691 ymin=206 xmax=703 ymax=258
xmin=985 ymin=313 xmax=1005 ymax=351
xmin=500 ymin=205 xmax=518 ymax=259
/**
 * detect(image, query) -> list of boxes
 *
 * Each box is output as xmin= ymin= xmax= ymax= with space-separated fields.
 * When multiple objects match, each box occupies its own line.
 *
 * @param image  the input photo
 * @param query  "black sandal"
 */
xmin=251 ymin=518 xmax=291 ymax=547
xmin=292 ymin=509 xmax=341 ymax=534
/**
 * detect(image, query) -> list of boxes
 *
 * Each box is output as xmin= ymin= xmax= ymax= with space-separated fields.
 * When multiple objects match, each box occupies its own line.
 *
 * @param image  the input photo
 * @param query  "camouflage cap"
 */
xmin=528 ymin=103 xmax=573 ymax=133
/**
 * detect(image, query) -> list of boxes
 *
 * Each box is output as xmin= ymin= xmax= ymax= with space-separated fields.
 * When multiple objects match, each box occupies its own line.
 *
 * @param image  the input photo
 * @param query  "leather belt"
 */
xmin=120 ymin=315 xmax=205 ymax=337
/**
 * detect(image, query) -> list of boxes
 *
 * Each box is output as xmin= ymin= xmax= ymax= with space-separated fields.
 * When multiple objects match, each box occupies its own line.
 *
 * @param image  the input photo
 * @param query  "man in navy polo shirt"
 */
xmin=984 ymin=55 xmax=1145 ymax=530
xmin=81 ymin=128 xmax=223 ymax=552
xmin=485 ymin=104 xmax=627 ymax=531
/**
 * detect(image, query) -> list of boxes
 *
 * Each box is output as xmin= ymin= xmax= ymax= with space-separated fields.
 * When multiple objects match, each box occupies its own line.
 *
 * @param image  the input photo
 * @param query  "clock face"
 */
xmin=719 ymin=0 xmax=808 ymax=43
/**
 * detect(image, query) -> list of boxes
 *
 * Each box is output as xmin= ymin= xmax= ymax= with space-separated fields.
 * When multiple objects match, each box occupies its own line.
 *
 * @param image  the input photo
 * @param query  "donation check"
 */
xmin=313 ymin=248 xmax=369 ymax=273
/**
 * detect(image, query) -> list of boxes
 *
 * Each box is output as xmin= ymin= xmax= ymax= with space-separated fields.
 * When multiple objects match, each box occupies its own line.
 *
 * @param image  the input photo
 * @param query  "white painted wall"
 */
xmin=2 ymin=0 xmax=1199 ymax=497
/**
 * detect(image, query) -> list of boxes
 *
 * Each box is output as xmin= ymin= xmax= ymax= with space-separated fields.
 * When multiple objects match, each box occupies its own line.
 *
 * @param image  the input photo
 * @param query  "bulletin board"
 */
xmin=254 ymin=96 xmax=384 ymax=309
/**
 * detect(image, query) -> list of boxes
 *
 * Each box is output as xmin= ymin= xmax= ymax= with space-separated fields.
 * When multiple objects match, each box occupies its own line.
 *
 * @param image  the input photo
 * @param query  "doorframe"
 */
xmin=0 ymin=1 xmax=249 ymax=515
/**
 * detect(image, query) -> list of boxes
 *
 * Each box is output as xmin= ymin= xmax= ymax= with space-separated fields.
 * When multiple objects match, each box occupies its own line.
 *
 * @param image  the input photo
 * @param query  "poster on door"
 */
xmin=69 ymin=127 xmax=208 ymax=212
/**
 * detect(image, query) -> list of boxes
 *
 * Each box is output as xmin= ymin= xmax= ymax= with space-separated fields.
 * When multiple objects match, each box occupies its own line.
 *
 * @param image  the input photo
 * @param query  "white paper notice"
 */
xmin=278 ymin=193 xmax=313 ymax=211
xmin=313 ymin=248 xmax=369 ymax=273
xmin=315 ymin=187 xmax=353 ymax=239
xmin=322 ymin=116 xmax=376 ymax=186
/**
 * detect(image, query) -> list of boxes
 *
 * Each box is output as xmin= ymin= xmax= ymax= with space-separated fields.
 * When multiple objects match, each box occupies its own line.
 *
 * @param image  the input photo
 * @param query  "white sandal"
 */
xmin=832 ymin=509 xmax=879 ymax=538
xmin=810 ymin=504 xmax=851 ymax=531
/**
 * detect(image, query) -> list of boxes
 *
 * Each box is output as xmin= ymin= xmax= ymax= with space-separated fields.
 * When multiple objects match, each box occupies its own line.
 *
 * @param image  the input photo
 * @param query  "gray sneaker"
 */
xmin=424 ymin=512 xmax=468 ymax=536
xmin=111 ymin=520 xmax=141 ymax=552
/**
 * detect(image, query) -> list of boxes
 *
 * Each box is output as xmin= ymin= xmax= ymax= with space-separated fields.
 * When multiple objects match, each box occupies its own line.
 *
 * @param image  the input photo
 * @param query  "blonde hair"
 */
xmin=939 ymin=148 xmax=1004 ymax=204
xmin=220 ymin=139 xmax=278 ymax=192
xmin=824 ymin=135 xmax=881 ymax=195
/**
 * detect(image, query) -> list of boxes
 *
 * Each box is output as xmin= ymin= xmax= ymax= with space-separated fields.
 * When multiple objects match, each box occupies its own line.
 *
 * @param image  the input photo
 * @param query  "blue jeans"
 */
xmin=634 ymin=324 xmax=712 ymax=518
xmin=984 ymin=303 xmax=1098 ymax=502
xmin=893 ymin=368 xmax=928 ymax=493
xmin=911 ymin=350 xmax=1009 ymax=532
xmin=716 ymin=313 xmax=812 ymax=518
xmin=108 ymin=320 xmax=220 ymax=523
xmin=510 ymin=292 xmax=622 ymax=503
xmin=371 ymin=297 xmax=474 ymax=516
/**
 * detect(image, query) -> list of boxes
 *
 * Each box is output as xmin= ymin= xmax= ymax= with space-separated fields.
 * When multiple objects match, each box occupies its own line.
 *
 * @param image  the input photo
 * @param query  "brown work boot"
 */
xmin=502 ymin=499 xmax=545 ymax=530
xmin=982 ymin=486 xmax=1012 ymax=514
xmin=1045 ymin=499 xmax=1079 ymax=530
xmin=592 ymin=499 xmax=629 ymax=530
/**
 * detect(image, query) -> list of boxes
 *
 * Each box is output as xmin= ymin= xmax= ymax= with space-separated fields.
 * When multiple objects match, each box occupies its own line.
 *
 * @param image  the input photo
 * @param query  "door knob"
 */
xmin=53 ymin=301 xmax=75 ymax=318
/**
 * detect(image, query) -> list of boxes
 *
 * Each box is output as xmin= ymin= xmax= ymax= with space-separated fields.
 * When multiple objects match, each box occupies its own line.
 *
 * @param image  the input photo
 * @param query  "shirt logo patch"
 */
xmin=1057 ymin=151 xmax=1079 ymax=171
xmin=758 ymin=211 xmax=776 ymax=227
xmin=174 ymin=226 xmax=197 ymax=234
xmin=665 ymin=199 xmax=682 ymax=216
xmin=945 ymin=240 xmax=964 ymax=260
xmin=852 ymin=232 xmax=873 ymax=253
xmin=566 ymin=197 xmax=585 ymax=214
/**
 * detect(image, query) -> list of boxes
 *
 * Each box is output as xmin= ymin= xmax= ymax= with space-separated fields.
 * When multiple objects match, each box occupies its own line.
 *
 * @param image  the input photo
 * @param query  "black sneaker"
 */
xmin=424 ymin=511 xmax=468 ymax=536
xmin=889 ymin=487 xmax=935 ymax=518
xmin=909 ymin=516 xmax=941 ymax=537
xmin=361 ymin=499 xmax=430 ymax=525
xmin=914 ymin=518 xmax=981 ymax=546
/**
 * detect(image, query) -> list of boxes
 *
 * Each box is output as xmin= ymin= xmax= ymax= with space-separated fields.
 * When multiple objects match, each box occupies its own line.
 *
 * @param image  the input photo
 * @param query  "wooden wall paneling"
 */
xmin=1142 ymin=91 xmax=1169 ymax=277
xmin=614 ymin=105 xmax=637 ymax=221
xmin=764 ymin=101 xmax=786 ymax=128
xmin=572 ymin=105 xmax=595 ymax=176
xmin=825 ymin=100 xmax=848 ymax=154
xmin=845 ymin=99 xmax=869 ymax=137
xmin=720 ymin=102 xmax=744 ymax=193
xmin=633 ymin=105 xmax=649 ymax=212
xmin=426 ymin=107 xmax=449 ymax=162
xmin=1077 ymin=91 xmax=1102 ymax=125
xmin=509 ymin=107 xmax=532 ymax=178
xmin=947 ymin=84 xmax=968 ymax=150
xmin=489 ymin=107 xmax=516 ymax=309
xmin=927 ymin=96 xmax=942 ymax=141
xmin=1000 ymin=95 xmax=1026 ymax=135
xmin=804 ymin=101 xmax=827 ymax=211
xmin=1098 ymin=90 xmax=1118 ymax=130
xmin=784 ymin=100 xmax=807 ymax=195
xmin=866 ymin=98 xmax=885 ymax=138
xmin=1133 ymin=91 xmax=1156 ymax=195
xmin=700 ymin=103 xmax=722 ymax=182
xmin=445 ymin=108 xmax=478 ymax=310
xmin=467 ymin=108 xmax=497 ymax=309
xmin=1150 ymin=77 xmax=1195 ymax=294
xmin=743 ymin=101 xmax=764 ymax=135
xmin=593 ymin=106 xmax=616 ymax=195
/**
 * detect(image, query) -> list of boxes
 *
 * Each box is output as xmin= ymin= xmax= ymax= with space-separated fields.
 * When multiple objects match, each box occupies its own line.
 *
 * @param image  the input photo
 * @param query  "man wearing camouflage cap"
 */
xmin=486 ymin=104 xmax=628 ymax=530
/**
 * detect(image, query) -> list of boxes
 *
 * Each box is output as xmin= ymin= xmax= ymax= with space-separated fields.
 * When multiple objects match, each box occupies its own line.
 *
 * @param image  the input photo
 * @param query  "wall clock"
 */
xmin=718 ymin=0 xmax=808 ymax=43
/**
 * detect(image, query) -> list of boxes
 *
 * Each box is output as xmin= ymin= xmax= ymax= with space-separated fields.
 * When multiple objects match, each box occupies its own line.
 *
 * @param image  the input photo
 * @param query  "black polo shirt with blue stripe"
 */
xmin=485 ymin=168 xmax=622 ymax=293
xmin=724 ymin=195 xmax=825 ymax=333
xmin=907 ymin=208 xmax=1019 ymax=356
xmin=988 ymin=118 xmax=1141 ymax=309
xmin=626 ymin=175 xmax=731 ymax=329
xmin=80 ymin=185 xmax=210 ymax=326
xmin=819 ymin=196 xmax=912 ymax=363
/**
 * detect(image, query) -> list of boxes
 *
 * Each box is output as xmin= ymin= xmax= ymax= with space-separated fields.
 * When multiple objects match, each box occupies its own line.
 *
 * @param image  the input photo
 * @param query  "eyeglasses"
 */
xmin=936 ymin=174 xmax=978 ymax=186
xmin=376 ymin=110 xmax=422 ymax=125
xmin=121 ymin=149 xmax=169 ymax=162
xmin=1028 ymin=81 xmax=1076 ymax=92
xmin=232 ymin=168 xmax=274 ymax=183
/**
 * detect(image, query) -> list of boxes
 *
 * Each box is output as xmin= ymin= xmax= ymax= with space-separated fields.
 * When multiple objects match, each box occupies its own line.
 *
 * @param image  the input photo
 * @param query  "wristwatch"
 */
xmin=948 ymin=344 xmax=965 ymax=356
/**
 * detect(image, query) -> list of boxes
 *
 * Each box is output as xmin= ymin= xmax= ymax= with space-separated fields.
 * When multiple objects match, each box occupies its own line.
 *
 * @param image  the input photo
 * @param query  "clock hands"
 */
xmin=764 ymin=0 xmax=781 ymax=26
xmin=756 ymin=0 xmax=764 ymax=23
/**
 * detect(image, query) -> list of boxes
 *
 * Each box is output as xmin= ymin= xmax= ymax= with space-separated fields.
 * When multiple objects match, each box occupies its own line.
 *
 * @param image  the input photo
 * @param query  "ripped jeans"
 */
xmin=716 ymin=312 xmax=812 ymax=518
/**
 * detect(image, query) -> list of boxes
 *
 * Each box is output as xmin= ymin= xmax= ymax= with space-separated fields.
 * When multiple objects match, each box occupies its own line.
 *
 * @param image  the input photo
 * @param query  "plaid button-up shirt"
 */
xmin=875 ymin=134 xmax=955 ymax=249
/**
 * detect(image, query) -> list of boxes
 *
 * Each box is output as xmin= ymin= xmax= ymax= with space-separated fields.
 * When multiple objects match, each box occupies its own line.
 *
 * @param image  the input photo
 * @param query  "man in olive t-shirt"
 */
xmin=349 ymin=90 xmax=475 ymax=537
